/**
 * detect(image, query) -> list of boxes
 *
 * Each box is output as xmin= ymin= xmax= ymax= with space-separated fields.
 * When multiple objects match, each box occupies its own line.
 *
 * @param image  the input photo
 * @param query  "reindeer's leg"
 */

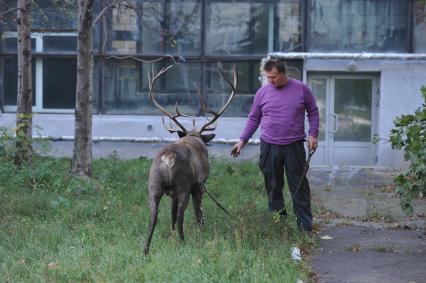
xmin=143 ymin=191 xmax=163 ymax=256
xmin=192 ymin=186 xmax=204 ymax=226
xmin=171 ymin=197 xmax=178 ymax=230
xmin=176 ymin=192 xmax=190 ymax=242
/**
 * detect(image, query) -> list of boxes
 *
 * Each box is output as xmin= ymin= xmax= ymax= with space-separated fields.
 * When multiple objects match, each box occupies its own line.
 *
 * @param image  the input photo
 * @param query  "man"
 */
xmin=231 ymin=59 xmax=319 ymax=232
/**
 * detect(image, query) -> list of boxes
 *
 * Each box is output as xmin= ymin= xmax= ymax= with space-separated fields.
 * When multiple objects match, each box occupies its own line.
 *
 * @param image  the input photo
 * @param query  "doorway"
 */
xmin=308 ymin=74 xmax=379 ymax=165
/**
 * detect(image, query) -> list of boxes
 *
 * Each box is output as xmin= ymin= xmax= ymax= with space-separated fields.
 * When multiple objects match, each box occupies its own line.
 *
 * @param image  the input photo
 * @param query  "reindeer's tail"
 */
xmin=159 ymin=153 xmax=176 ymax=185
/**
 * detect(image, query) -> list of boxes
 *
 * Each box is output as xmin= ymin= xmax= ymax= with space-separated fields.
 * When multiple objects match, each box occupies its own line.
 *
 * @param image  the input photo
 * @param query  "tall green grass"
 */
xmin=0 ymin=154 xmax=314 ymax=282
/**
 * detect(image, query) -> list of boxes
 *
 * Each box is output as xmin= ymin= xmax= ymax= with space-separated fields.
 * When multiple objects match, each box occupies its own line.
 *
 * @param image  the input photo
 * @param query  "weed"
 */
xmin=375 ymin=245 xmax=394 ymax=253
xmin=344 ymin=244 xmax=361 ymax=252
xmin=364 ymin=202 xmax=396 ymax=223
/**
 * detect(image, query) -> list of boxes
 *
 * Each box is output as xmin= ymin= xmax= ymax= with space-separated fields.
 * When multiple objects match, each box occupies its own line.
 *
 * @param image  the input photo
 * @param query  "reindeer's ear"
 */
xmin=177 ymin=131 xmax=186 ymax=138
xmin=201 ymin=133 xmax=215 ymax=144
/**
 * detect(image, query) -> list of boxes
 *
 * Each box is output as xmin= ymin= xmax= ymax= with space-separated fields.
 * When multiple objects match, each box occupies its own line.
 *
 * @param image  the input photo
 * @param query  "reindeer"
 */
xmin=143 ymin=65 xmax=237 ymax=255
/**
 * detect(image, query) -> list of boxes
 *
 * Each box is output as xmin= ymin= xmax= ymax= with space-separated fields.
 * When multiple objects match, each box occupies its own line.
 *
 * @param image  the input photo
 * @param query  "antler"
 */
xmin=148 ymin=65 xmax=188 ymax=133
xmin=198 ymin=66 xmax=238 ymax=133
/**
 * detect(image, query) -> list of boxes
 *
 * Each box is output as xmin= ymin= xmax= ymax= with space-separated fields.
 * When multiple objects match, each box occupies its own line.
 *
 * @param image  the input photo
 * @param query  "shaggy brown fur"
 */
xmin=143 ymin=133 xmax=214 ymax=255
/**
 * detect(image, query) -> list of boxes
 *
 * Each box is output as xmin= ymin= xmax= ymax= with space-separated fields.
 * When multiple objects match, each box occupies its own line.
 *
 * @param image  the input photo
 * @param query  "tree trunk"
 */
xmin=15 ymin=0 xmax=32 ymax=166
xmin=71 ymin=0 xmax=94 ymax=176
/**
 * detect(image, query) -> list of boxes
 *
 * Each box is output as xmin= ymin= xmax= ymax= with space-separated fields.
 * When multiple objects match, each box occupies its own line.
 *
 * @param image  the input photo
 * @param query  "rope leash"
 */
xmin=282 ymin=147 xmax=316 ymax=213
xmin=205 ymin=147 xmax=316 ymax=220
xmin=203 ymin=186 xmax=236 ymax=220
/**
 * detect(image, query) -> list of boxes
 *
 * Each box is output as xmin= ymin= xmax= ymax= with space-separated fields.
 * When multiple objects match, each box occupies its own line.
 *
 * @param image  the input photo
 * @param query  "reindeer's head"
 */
xmin=148 ymin=65 xmax=238 ymax=144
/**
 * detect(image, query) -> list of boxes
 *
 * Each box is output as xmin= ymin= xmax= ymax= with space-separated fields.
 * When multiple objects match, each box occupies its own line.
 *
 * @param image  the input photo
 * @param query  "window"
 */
xmin=1 ymin=38 xmax=36 ymax=53
xmin=206 ymin=1 xmax=271 ymax=55
xmin=275 ymin=0 xmax=303 ymax=52
xmin=3 ymin=57 xmax=36 ymax=106
xmin=44 ymin=36 xmax=77 ymax=52
xmin=101 ymin=0 xmax=202 ymax=56
xmin=101 ymin=60 xmax=266 ymax=117
xmin=206 ymin=0 xmax=303 ymax=55
xmin=206 ymin=61 xmax=261 ymax=116
xmin=103 ymin=60 xmax=201 ymax=115
xmin=141 ymin=1 xmax=201 ymax=55
xmin=414 ymin=1 xmax=426 ymax=53
xmin=307 ymin=0 xmax=411 ymax=52
xmin=1 ymin=33 xmax=77 ymax=112
xmin=43 ymin=58 xmax=77 ymax=109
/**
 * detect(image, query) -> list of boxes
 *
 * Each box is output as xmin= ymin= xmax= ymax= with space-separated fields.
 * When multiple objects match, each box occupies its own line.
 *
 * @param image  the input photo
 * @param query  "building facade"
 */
xmin=0 ymin=0 xmax=425 ymax=167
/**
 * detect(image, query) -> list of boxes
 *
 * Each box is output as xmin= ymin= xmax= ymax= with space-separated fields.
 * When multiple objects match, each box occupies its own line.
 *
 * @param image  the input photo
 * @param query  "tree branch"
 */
xmin=92 ymin=2 xmax=115 ymax=27
xmin=92 ymin=0 xmax=135 ymax=28
xmin=0 ymin=7 xmax=19 ymax=16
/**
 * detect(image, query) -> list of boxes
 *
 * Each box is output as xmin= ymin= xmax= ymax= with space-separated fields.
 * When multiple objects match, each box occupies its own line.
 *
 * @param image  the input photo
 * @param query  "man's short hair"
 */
xmin=263 ymin=59 xmax=287 ymax=74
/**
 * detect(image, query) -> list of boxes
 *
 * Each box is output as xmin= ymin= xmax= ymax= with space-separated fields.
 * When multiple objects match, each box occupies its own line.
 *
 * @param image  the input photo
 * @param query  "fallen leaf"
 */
xmin=349 ymin=244 xmax=360 ymax=252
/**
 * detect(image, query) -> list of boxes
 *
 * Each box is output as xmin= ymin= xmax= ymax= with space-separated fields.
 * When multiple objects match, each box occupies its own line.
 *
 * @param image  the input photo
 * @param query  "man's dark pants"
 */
xmin=259 ymin=140 xmax=312 ymax=231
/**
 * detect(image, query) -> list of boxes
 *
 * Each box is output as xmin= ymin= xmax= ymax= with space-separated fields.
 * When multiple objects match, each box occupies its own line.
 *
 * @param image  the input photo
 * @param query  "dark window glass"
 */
xmin=206 ymin=2 xmax=270 ymax=55
xmin=92 ymin=59 xmax=101 ymax=113
xmin=102 ymin=1 xmax=201 ymax=55
xmin=310 ymin=78 xmax=326 ymax=141
xmin=206 ymin=61 xmax=261 ymax=117
xmin=102 ymin=60 xmax=264 ymax=117
xmin=44 ymin=36 xmax=77 ymax=52
xmin=3 ymin=57 xmax=36 ymax=106
xmin=43 ymin=58 xmax=76 ymax=109
xmin=307 ymin=0 xmax=410 ymax=52
xmin=414 ymin=1 xmax=426 ymax=53
xmin=1 ymin=38 xmax=36 ymax=53
xmin=103 ymin=60 xmax=201 ymax=115
xmin=4 ymin=58 xmax=18 ymax=106
xmin=276 ymin=0 xmax=303 ymax=52
xmin=140 ymin=1 xmax=201 ymax=55
xmin=103 ymin=60 xmax=143 ymax=114
xmin=334 ymin=79 xmax=372 ymax=142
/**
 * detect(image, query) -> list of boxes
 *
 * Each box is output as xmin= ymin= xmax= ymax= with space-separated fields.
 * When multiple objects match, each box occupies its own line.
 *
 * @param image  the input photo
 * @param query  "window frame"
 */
xmin=2 ymin=32 xmax=77 ymax=113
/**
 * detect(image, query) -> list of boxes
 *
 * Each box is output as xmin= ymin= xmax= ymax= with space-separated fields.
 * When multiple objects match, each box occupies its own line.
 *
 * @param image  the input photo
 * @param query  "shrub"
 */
xmin=390 ymin=86 xmax=426 ymax=215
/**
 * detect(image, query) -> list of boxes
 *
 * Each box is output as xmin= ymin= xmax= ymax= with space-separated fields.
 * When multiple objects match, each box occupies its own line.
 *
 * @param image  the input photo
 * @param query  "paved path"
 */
xmin=308 ymin=167 xmax=426 ymax=283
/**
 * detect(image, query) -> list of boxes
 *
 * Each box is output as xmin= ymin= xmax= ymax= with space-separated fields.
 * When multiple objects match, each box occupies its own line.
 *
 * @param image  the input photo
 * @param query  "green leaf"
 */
xmin=391 ymin=87 xmax=426 ymax=213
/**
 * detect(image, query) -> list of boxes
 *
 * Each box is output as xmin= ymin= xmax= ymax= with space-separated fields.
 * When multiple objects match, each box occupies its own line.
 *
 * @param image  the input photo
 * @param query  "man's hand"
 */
xmin=307 ymin=136 xmax=318 ymax=152
xmin=231 ymin=140 xmax=247 ymax=158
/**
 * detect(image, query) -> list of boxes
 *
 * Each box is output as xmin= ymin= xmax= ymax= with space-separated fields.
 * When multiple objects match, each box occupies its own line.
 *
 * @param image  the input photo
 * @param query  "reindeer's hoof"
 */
xmin=143 ymin=247 xmax=149 ymax=256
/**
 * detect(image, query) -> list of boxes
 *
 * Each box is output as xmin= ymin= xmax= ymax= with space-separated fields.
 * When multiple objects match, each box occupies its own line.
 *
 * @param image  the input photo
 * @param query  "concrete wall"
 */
xmin=379 ymin=61 xmax=425 ymax=167
xmin=0 ymin=113 xmax=261 ymax=161
xmin=0 ymin=114 xmax=256 ymax=141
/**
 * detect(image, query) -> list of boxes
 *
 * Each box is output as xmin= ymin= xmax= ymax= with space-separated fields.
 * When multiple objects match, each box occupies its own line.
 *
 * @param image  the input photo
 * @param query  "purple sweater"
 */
xmin=240 ymin=78 xmax=319 ymax=145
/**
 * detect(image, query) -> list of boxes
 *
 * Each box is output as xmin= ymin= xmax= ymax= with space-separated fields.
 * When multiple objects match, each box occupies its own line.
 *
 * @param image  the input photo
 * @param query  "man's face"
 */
xmin=265 ymin=67 xmax=288 ymax=88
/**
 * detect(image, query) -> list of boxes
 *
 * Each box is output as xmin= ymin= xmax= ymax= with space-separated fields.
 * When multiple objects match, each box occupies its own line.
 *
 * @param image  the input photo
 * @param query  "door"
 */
xmin=308 ymin=74 xmax=379 ymax=165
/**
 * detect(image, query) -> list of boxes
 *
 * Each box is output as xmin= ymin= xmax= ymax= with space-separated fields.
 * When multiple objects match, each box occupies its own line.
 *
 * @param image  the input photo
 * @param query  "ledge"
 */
xmin=268 ymin=52 xmax=426 ymax=61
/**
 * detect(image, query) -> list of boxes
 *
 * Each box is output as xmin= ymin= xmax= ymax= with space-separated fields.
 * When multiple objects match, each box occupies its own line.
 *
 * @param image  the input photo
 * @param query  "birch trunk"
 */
xmin=71 ymin=0 xmax=94 ymax=176
xmin=15 ymin=0 xmax=32 ymax=166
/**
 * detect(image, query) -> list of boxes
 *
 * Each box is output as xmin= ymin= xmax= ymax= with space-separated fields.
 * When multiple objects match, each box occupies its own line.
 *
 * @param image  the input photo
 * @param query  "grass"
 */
xmin=0 ymin=153 xmax=314 ymax=282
